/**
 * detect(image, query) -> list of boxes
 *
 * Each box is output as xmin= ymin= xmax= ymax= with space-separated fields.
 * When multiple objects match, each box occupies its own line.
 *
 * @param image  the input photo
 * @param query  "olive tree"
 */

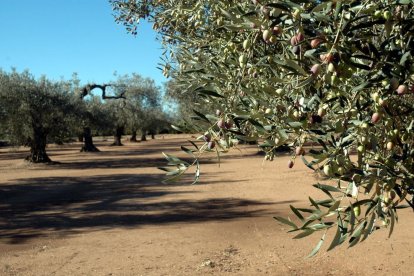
xmin=139 ymin=107 xmax=168 ymax=140
xmin=0 ymin=69 xmax=79 ymax=162
xmin=77 ymin=83 xmax=127 ymax=151
xmin=78 ymin=95 xmax=116 ymax=151
xmin=111 ymin=0 xmax=414 ymax=255
xmin=111 ymin=73 xmax=164 ymax=142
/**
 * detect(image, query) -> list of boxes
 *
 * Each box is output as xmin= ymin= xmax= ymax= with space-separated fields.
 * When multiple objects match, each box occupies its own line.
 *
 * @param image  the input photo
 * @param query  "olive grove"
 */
xmin=111 ymin=0 xmax=414 ymax=255
xmin=0 ymin=69 xmax=170 ymax=162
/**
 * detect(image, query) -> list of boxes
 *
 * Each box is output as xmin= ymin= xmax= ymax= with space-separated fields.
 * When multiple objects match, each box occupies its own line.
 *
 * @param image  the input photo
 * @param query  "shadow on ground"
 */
xmin=0 ymin=140 xmax=185 ymax=161
xmin=0 ymin=173 xmax=291 ymax=244
xmin=0 ymin=138 xmax=292 ymax=244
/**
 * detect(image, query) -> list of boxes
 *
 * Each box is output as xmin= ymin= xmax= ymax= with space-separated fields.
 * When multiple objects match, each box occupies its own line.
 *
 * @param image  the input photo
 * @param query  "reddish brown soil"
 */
xmin=0 ymin=135 xmax=413 ymax=275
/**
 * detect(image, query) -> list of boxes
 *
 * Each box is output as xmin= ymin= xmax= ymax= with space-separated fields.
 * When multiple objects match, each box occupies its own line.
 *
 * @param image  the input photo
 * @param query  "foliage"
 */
xmin=164 ymin=79 xmax=215 ymax=129
xmin=0 ymin=69 xmax=79 ymax=161
xmin=83 ymin=96 xmax=116 ymax=136
xmin=112 ymin=0 xmax=414 ymax=255
xmin=110 ymin=73 xmax=166 ymax=138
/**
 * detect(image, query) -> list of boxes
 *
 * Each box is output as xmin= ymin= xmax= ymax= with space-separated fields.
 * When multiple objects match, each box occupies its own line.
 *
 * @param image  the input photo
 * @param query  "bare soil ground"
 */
xmin=1 ymin=134 xmax=414 ymax=276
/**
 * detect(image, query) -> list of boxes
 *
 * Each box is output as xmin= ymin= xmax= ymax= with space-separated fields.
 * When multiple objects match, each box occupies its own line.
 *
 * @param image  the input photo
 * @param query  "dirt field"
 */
xmin=1 ymin=135 xmax=414 ymax=276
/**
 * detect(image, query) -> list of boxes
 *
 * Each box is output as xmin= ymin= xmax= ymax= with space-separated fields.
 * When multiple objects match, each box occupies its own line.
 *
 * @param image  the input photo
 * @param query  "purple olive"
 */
xmin=310 ymin=64 xmax=321 ymax=76
xmin=217 ymin=119 xmax=226 ymax=129
xmin=371 ymin=113 xmax=381 ymax=124
xmin=203 ymin=134 xmax=211 ymax=142
xmin=397 ymin=85 xmax=408 ymax=95
xmin=309 ymin=115 xmax=322 ymax=124
xmin=292 ymin=45 xmax=301 ymax=55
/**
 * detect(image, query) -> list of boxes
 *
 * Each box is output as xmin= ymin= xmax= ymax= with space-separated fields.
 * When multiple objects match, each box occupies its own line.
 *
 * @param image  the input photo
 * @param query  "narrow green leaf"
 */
xmin=193 ymin=109 xmax=210 ymax=123
xmin=309 ymin=197 xmax=320 ymax=210
xmin=219 ymin=7 xmax=234 ymax=20
xmin=328 ymin=200 xmax=341 ymax=213
xmin=266 ymin=2 xmax=292 ymax=11
xmin=312 ymin=1 xmax=330 ymax=12
xmin=310 ymin=223 xmax=333 ymax=230
xmin=301 ymin=156 xmax=315 ymax=171
xmin=158 ymin=167 xmax=177 ymax=172
xmin=171 ymin=124 xmax=184 ymax=132
xmin=361 ymin=212 xmax=376 ymax=242
xmin=288 ymin=121 xmax=303 ymax=128
xmin=315 ymin=199 xmax=334 ymax=207
xmin=327 ymin=226 xmax=342 ymax=251
xmin=307 ymin=210 xmax=325 ymax=221
xmin=181 ymin=146 xmax=195 ymax=156
xmin=162 ymin=152 xmax=187 ymax=165
xmin=249 ymin=119 xmax=266 ymax=133
xmin=296 ymin=208 xmax=314 ymax=213
xmin=274 ymin=216 xmax=298 ymax=229
xmin=197 ymin=88 xmax=225 ymax=98
xmin=349 ymin=205 xmax=356 ymax=234
xmin=307 ymin=233 xmax=326 ymax=258
xmin=400 ymin=51 xmax=411 ymax=66
xmin=278 ymin=128 xmax=289 ymax=141
xmin=348 ymin=235 xmax=361 ymax=248
xmin=290 ymin=205 xmax=305 ymax=221
xmin=188 ymin=140 xmax=199 ymax=150
xmin=293 ymin=229 xmax=315 ymax=239
xmin=313 ymin=183 xmax=343 ymax=193
xmin=301 ymin=219 xmax=317 ymax=229
xmin=351 ymin=81 xmax=371 ymax=93
xmin=352 ymin=199 xmax=373 ymax=208
xmin=296 ymin=76 xmax=314 ymax=88
xmin=351 ymin=221 xmax=367 ymax=240
xmin=284 ymin=59 xmax=307 ymax=76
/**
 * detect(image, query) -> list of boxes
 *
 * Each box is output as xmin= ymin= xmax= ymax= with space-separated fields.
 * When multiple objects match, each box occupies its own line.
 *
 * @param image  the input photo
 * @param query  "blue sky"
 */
xmin=0 ymin=0 xmax=167 ymax=87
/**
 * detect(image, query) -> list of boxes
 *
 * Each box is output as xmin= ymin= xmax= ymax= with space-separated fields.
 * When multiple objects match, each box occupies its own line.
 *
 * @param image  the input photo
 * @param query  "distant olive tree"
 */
xmin=111 ymin=73 xmax=164 ymax=142
xmin=0 ymin=69 xmax=79 ymax=162
xmin=76 ymin=83 xmax=126 ymax=151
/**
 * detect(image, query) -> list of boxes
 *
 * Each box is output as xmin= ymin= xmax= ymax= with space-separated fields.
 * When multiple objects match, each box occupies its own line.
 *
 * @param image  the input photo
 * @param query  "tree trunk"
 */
xmin=130 ymin=130 xmax=138 ymax=142
xmin=140 ymin=128 xmax=147 ymax=142
xmin=78 ymin=134 xmax=84 ymax=142
xmin=112 ymin=126 xmax=124 ymax=146
xmin=26 ymin=127 xmax=51 ymax=163
xmin=151 ymin=132 xmax=155 ymax=139
xmin=80 ymin=127 xmax=100 ymax=152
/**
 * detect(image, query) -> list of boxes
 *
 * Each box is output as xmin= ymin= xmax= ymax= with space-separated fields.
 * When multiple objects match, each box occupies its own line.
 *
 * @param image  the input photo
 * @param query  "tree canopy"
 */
xmin=0 ymin=69 xmax=79 ymax=162
xmin=111 ymin=0 xmax=414 ymax=255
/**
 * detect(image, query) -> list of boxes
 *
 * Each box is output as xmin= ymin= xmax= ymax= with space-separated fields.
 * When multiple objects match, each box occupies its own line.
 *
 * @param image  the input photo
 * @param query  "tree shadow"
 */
xmin=0 ymin=139 xmax=192 ymax=161
xmin=0 ymin=173 xmax=292 ymax=244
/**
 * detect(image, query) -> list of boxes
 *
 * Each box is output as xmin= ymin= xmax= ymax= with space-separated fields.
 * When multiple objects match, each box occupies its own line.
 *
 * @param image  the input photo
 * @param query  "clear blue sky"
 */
xmin=0 ymin=0 xmax=167 ymax=86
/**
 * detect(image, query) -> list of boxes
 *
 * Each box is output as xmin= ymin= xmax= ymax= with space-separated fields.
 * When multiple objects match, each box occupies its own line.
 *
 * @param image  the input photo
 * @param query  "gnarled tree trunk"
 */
xmin=140 ymin=128 xmax=147 ymax=142
xmin=80 ymin=127 xmax=99 ymax=152
xmin=112 ymin=126 xmax=124 ymax=146
xmin=26 ymin=126 xmax=51 ymax=163
xmin=130 ymin=129 xmax=138 ymax=142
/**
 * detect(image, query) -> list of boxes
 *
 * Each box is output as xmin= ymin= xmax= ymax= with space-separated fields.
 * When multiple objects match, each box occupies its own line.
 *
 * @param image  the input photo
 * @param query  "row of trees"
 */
xmin=0 ymin=69 xmax=172 ymax=162
xmin=111 ymin=0 xmax=414 ymax=255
